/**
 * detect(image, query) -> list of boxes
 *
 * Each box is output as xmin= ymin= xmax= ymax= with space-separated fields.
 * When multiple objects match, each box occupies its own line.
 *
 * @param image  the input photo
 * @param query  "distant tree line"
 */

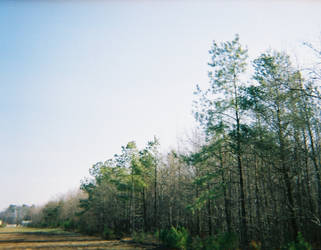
xmin=0 ymin=204 xmax=33 ymax=225
xmin=13 ymin=35 xmax=321 ymax=249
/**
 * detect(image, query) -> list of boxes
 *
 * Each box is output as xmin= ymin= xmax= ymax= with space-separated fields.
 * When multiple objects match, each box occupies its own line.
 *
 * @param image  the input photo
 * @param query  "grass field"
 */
xmin=0 ymin=227 xmax=161 ymax=249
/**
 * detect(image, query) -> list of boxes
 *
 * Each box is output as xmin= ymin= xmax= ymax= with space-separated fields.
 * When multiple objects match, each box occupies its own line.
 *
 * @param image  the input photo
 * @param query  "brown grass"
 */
xmin=0 ymin=227 xmax=160 ymax=249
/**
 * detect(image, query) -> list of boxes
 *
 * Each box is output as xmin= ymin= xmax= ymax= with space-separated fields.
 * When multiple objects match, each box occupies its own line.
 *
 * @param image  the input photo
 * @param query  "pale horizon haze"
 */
xmin=1 ymin=0 xmax=320 ymax=210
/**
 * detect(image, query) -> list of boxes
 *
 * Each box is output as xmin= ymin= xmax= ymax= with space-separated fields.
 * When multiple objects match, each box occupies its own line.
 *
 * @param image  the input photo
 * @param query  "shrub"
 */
xmin=215 ymin=232 xmax=238 ymax=250
xmin=62 ymin=219 xmax=75 ymax=230
xmin=132 ymin=231 xmax=146 ymax=243
xmin=187 ymin=232 xmax=238 ymax=250
xmin=160 ymin=226 xmax=189 ymax=250
xmin=159 ymin=229 xmax=238 ymax=250
xmin=187 ymin=235 xmax=203 ymax=250
xmin=102 ymin=226 xmax=115 ymax=240
xmin=283 ymin=232 xmax=312 ymax=250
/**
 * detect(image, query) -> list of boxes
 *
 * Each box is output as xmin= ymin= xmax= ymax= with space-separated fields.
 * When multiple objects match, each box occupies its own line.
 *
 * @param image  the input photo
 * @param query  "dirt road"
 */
xmin=0 ymin=227 xmax=161 ymax=249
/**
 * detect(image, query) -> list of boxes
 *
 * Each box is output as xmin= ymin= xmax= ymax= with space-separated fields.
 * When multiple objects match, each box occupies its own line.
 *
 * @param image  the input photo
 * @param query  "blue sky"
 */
xmin=0 ymin=0 xmax=320 ymax=209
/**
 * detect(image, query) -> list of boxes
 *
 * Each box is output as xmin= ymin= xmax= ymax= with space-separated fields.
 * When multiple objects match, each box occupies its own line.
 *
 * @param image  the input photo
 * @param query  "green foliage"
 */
xmin=214 ymin=232 xmax=239 ymax=250
xmin=42 ymin=203 xmax=62 ymax=228
xmin=283 ymin=232 xmax=312 ymax=250
xmin=77 ymin=139 xmax=160 ymax=235
xmin=132 ymin=231 xmax=146 ymax=243
xmin=62 ymin=219 xmax=75 ymax=230
xmin=102 ymin=226 xmax=115 ymax=240
xmin=186 ymin=232 xmax=238 ymax=250
xmin=160 ymin=226 xmax=189 ymax=250
xmin=194 ymin=34 xmax=248 ymax=138
xmin=187 ymin=235 xmax=203 ymax=250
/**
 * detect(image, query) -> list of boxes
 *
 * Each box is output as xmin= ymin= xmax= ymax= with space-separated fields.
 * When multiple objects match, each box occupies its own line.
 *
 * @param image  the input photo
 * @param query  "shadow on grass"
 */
xmin=21 ymin=230 xmax=80 ymax=236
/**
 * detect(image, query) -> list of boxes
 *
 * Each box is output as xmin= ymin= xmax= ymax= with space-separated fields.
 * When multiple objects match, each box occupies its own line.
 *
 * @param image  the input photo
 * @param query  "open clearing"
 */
xmin=0 ymin=227 xmax=160 ymax=249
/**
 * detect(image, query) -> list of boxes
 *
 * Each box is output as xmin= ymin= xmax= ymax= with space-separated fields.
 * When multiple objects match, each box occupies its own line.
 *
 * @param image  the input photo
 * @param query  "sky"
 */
xmin=0 ymin=0 xmax=320 ymax=210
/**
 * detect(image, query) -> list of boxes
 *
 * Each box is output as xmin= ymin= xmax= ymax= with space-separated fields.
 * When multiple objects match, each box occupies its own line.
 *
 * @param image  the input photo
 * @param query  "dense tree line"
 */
xmin=20 ymin=35 xmax=321 ymax=249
